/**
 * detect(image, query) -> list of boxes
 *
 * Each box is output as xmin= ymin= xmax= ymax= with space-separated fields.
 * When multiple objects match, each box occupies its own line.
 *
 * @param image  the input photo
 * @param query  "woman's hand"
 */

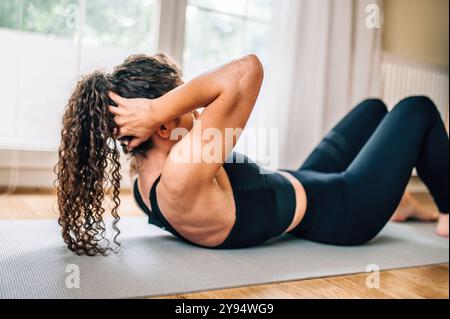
xmin=108 ymin=91 xmax=160 ymax=151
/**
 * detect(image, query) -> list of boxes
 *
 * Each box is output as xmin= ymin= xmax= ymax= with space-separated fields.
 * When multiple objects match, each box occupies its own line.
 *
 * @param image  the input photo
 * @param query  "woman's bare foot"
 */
xmin=436 ymin=214 xmax=449 ymax=238
xmin=391 ymin=192 xmax=439 ymax=222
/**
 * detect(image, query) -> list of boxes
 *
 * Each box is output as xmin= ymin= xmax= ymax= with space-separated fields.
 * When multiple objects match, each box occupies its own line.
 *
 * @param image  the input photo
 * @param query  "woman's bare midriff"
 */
xmin=181 ymin=169 xmax=308 ymax=246
xmin=277 ymin=171 xmax=308 ymax=233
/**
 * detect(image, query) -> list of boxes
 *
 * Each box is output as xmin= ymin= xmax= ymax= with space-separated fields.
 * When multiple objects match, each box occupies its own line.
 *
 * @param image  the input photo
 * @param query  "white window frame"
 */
xmin=156 ymin=0 xmax=273 ymax=69
xmin=156 ymin=0 xmax=187 ymax=67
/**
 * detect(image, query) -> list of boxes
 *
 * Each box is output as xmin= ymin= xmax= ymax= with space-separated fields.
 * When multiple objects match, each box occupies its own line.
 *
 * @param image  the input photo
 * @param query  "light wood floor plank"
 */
xmin=154 ymin=264 xmax=448 ymax=299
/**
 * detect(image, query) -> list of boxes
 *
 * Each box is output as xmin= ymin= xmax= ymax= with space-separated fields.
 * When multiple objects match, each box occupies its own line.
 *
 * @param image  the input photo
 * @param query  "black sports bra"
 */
xmin=133 ymin=152 xmax=297 ymax=249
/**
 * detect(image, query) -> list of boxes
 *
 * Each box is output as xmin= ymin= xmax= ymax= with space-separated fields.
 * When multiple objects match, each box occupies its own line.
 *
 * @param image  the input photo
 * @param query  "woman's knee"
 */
xmin=394 ymin=96 xmax=439 ymax=120
xmin=359 ymin=98 xmax=388 ymax=118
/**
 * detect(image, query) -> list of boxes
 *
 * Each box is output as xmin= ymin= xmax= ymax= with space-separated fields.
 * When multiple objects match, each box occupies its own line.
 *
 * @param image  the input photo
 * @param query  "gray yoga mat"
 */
xmin=0 ymin=217 xmax=448 ymax=299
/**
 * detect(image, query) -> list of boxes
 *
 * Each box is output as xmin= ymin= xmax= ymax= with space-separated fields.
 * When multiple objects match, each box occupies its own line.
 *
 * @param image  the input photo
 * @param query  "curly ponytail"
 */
xmin=55 ymin=71 xmax=121 ymax=256
xmin=55 ymin=53 xmax=183 ymax=256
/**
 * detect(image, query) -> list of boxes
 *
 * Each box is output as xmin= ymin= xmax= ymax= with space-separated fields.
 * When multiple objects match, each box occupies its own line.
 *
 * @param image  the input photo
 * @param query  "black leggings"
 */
xmin=284 ymin=96 xmax=449 ymax=245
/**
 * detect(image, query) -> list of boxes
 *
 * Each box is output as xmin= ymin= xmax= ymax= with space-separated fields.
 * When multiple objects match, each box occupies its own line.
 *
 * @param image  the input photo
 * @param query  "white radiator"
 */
xmin=381 ymin=53 xmax=449 ymax=117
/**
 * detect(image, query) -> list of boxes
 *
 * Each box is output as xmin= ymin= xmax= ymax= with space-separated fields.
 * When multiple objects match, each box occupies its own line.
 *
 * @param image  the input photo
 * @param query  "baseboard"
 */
xmin=0 ymin=167 xmax=56 ymax=189
xmin=0 ymin=149 xmax=133 ymax=189
xmin=0 ymin=186 xmax=132 ymax=195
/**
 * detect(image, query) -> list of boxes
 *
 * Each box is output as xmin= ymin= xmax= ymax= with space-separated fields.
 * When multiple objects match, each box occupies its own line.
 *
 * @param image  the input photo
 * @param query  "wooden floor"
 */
xmin=156 ymin=264 xmax=449 ymax=299
xmin=0 ymin=191 xmax=448 ymax=299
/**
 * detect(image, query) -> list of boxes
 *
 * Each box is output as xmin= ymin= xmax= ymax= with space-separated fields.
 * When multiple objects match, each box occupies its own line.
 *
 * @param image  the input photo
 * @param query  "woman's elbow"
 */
xmin=233 ymin=54 xmax=264 ymax=94
xmin=241 ymin=54 xmax=264 ymax=82
xmin=220 ymin=54 xmax=264 ymax=96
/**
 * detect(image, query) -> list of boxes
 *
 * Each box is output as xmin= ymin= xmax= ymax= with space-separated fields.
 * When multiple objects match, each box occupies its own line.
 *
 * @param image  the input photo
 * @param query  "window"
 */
xmin=0 ymin=0 xmax=157 ymax=50
xmin=83 ymin=0 xmax=157 ymax=52
xmin=0 ymin=0 xmax=79 ymax=37
xmin=0 ymin=0 xmax=273 ymax=150
xmin=183 ymin=0 xmax=273 ymax=79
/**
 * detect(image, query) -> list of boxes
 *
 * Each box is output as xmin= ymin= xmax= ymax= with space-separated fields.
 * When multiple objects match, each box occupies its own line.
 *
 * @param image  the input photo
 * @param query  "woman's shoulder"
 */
xmin=155 ymin=167 xmax=236 ymax=247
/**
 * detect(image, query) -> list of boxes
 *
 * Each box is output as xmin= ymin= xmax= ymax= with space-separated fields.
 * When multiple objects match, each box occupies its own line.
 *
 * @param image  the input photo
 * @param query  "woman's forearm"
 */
xmin=151 ymin=55 xmax=259 ymax=124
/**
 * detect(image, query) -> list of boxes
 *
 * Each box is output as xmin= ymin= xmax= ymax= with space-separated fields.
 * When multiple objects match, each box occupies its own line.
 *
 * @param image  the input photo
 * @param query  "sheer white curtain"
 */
xmin=262 ymin=0 xmax=383 ymax=169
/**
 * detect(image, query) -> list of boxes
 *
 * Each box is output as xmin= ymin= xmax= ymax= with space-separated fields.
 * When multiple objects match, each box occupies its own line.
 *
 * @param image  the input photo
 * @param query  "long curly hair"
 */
xmin=55 ymin=54 xmax=183 ymax=256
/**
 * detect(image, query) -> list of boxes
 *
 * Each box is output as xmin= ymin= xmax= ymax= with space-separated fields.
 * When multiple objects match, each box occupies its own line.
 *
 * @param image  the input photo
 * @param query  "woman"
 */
xmin=56 ymin=53 xmax=449 ymax=256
